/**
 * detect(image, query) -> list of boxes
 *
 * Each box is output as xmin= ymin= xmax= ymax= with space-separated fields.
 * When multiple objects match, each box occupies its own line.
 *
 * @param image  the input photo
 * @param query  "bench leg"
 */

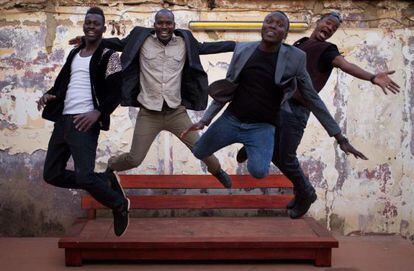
xmin=65 ymin=248 xmax=83 ymax=266
xmin=314 ymin=248 xmax=332 ymax=267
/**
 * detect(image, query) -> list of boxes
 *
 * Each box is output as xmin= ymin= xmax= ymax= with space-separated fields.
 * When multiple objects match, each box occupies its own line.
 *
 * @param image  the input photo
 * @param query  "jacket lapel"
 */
xmin=123 ymin=28 xmax=153 ymax=69
xmin=274 ymin=44 xmax=287 ymax=84
xmin=89 ymin=43 xmax=104 ymax=82
xmin=228 ymin=42 xmax=259 ymax=82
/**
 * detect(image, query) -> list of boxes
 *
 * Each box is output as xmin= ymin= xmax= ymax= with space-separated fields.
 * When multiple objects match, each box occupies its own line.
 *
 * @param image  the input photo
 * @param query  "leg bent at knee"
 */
xmin=247 ymin=164 xmax=269 ymax=179
xmin=108 ymin=153 xmax=143 ymax=172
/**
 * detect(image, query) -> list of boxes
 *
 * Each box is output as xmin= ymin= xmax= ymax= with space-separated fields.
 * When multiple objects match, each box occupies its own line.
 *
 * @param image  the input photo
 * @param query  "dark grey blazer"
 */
xmin=203 ymin=41 xmax=341 ymax=137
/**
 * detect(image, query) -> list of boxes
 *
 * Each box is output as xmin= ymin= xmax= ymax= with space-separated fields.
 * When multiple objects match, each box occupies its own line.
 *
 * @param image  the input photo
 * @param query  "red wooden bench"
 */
xmin=58 ymin=174 xmax=338 ymax=266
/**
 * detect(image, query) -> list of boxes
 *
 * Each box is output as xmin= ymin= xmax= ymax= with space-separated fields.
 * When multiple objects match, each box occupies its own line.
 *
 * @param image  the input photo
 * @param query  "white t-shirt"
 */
xmin=63 ymin=52 xmax=95 ymax=115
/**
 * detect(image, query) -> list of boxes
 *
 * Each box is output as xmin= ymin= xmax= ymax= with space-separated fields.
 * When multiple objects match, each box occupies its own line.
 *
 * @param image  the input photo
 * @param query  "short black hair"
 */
xmin=155 ymin=9 xmax=174 ymax=22
xmin=321 ymin=11 xmax=343 ymax=23
xmin=86 ymin=7 xmax=105 ymax=24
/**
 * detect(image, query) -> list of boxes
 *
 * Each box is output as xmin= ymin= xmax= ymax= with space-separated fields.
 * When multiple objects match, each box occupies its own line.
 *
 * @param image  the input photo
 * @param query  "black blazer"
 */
xmin=103 ymin=27 xmax=236 ymax=111
xmin=42 ymin=43 xmax=122 ymax=131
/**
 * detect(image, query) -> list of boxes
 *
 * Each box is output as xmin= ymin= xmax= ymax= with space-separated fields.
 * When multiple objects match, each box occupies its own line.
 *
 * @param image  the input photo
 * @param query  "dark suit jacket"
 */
xmin=205 ymin=42 xmax=341 ymax=137
xmin=103 ymin=27 xmax=236 ymax=111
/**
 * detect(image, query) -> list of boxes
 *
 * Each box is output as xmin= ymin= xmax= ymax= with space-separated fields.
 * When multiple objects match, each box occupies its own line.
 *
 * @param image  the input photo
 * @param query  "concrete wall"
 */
xmin=0 ymin=0 xmax=413 ymax=240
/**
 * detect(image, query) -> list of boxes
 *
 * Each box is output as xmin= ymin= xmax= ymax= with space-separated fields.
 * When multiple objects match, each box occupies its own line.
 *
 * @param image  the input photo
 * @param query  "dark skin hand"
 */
xmin=180 ymin=121 xmax=205 ymax=138
xmin=69 ymin=36 xmax=82 ymax=46
xmin=371 ymin=71 xmax=400 ymax=95
xmin=36 ymin=93 xmax=101 ymax=132
xmin=73 ymin=110 xmax=101 ymax=132
xmin=338 ymin=141 xmax=368 ymax=160
xmin=36 ymin=94 xmax=57 ymax=111
xmin=334 ymin=133 xmax=368 ymax=160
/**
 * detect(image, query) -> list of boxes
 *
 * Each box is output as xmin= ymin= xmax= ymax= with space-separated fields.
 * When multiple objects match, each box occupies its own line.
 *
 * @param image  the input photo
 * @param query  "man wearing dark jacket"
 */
xmin=183 ymin=11 xmax=367 ymax=219
xmin=98 ymin=9 xmax=236 ymax=188
xmin=37 ymin=7 xmax=129 ymax=237
xmin=236 ymin=12 xmax=399 ymax=218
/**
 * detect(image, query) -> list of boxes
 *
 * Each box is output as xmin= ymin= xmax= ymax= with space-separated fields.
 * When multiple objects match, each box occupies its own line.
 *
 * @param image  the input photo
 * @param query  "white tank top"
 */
xmin=63 ymin=52 xmax=94 ymax=114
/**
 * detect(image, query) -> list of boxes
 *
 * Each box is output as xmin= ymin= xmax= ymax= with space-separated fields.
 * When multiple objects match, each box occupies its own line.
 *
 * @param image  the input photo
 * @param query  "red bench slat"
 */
xmin=82 ymin=195 xmax=294 ymax=210
xmin=118 ymin=174 xmax=293 ymax=189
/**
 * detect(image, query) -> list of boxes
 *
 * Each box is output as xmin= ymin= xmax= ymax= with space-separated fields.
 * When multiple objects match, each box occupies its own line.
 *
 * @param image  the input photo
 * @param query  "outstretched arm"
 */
xmin=198 ymin=41 xmax=236 ymax=55
xmin=68 ymin=30 xmax=134 ymax=52
xmin=296 ymin=54 xmax=367 ymax=159
xmin=332 ymin=55 xmax=400 ymax=95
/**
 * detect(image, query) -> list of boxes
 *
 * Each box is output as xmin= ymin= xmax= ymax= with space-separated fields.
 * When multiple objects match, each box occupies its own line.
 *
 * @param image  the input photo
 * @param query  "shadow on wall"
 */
xmin=0 ymin=150 xmax=83 ymax=237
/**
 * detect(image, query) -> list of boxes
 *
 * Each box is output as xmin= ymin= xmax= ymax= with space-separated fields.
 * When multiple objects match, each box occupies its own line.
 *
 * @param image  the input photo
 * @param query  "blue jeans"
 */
xmin=272 ymin=100 xmax=314 ymax=194
xmin=193 ymin=110 xmax=275 ymax=179
xmin=43 ymin=115 xmax=124 ymax=210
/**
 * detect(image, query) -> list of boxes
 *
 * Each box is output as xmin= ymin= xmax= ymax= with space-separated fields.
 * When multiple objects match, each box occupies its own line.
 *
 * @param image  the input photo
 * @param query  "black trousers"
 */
xmin=272 ymin=101 xmax=314 ymax=195
xmin=43 ymin=115 xmax=123 ymax=209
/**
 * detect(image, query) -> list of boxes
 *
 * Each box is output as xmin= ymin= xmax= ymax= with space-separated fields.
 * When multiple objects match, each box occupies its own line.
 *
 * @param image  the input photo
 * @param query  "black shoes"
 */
xmin=213 ymin=169 xmax=232 ymax=188
xmin=286 ymin=189 xmax=297 ymax=209
xmin=105 ymin=167 xmax=130 ymax=237
xmin=105 ymin=167 xmax=126 ymax=198
xmin=113 ymin=198 xmax=130 ymax=237
xmin=286 ymin=197 xmax=296 ymax=209
xmin=236 ymin=147 xmax=248 ymax=163
xmin=288 ymin=190 xmax=317 ymax=219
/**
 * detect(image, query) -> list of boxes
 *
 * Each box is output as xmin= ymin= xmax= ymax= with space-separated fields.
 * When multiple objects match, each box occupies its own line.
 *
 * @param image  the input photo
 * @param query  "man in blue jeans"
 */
xmin=182 ymin=11 xmax=367 ymax=216
xmin=235 ymin=11 xmax=399 ymax=218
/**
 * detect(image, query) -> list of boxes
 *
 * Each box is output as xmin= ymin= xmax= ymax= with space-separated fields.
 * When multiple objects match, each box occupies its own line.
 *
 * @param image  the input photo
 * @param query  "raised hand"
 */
xmin=180 ymin=121 xmax=205 ymax=138
xmin=373 ymin=71 xmax=400 ymax=95
xmin=73 ymin=110 xmax=101 ymax=132
xmin=36 ymin=94 xmax=57 ymax=111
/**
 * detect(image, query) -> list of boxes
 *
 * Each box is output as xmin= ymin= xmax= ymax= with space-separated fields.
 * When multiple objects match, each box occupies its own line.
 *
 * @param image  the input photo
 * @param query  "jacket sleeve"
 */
xmin=102 ymin=29 xmax=135 ymax=52
xmin=45 ymin=48 xmax=75 ymax=96
xmin=97 ymin=52 xmax=122 ymax=116
xmin=200 ymin=100 xmax=226 ymax=125
xmin=295 ymin=52 xmax=341 ymax=137
xmin=198 ymin=41 xmax=236 ymax=55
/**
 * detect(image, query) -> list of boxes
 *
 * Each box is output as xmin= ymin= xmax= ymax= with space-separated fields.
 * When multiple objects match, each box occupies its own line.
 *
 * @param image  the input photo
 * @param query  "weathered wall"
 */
xmin=0 ymin=0 xmax=413 ymax=240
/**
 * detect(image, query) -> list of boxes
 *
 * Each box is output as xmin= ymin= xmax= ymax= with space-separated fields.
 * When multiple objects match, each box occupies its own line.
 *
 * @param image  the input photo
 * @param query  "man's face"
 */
xmin=261 ymin=13 xmax=288 ymax=45
xmin=83 ymin=13 xmax=106 ymax=42
xmin=154 ymin=13 xmax=175 ymax=44
xmin=313 ymin=16 xmax=340 ymax=41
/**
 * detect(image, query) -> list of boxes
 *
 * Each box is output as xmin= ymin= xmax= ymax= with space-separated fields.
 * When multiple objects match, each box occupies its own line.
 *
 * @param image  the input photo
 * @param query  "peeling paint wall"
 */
xmin=1 ymin=0 xmax=413 ymax=240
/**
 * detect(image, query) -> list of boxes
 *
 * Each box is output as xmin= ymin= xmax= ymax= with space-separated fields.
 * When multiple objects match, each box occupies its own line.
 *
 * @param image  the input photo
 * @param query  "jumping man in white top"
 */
xmin=37 ymin=7 xmax=130 ymax=237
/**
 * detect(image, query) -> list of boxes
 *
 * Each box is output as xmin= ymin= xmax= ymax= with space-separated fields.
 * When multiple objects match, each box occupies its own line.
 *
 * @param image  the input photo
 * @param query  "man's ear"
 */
xmin=103 ymin=25 xmax=107 ymax=34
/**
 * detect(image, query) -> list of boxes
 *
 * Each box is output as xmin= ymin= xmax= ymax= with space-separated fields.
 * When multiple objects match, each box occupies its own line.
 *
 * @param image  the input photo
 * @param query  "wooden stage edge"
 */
xmin=58 ymin=217 xmax=338 ymax=267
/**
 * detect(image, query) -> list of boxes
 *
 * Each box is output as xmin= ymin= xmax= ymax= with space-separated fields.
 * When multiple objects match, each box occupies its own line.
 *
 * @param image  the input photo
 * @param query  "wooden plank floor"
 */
xmin=61 ymin=217 xmax=332 ymax=243
xmin=59 ymin=217 xmax=338 ymax=266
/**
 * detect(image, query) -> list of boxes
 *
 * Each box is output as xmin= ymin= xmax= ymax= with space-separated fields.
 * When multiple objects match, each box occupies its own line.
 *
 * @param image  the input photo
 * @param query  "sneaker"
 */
xmin=105 ymin=167 xmax=126 ymax=198
xmin=236 ymin=147 xmax=248 ymax=163
xmin=288 ymin=190 xmax=317 ymax=219
xmin=213 ymin=169 xmax=232 ymax=188
xmin=113 ymin=198 xmax=130 ymax=237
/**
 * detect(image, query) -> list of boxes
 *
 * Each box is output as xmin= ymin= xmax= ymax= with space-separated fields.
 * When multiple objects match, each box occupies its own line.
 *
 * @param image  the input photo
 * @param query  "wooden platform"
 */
xmin=58 ymin=175 xmax=338 ymax=267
